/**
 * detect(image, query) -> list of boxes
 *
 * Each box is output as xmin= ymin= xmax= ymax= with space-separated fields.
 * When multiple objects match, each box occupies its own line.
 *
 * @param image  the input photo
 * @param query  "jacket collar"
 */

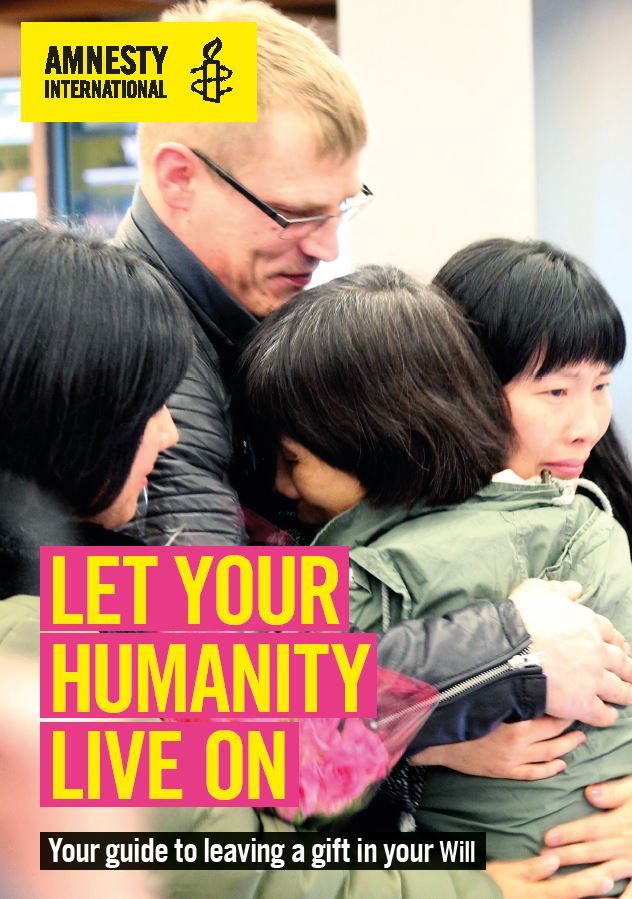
xmin=313 ymin=501 xmax=412 ymax=550
xmin=125 ymin=188 xmax=257 ymax=350
xmin=312 ymin=477 xmax=584 ymax=549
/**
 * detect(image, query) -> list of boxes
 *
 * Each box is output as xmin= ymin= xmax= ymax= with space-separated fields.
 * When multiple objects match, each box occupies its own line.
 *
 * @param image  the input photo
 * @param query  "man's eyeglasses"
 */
xmin=190 ymin=147 xmax=373 ymax=241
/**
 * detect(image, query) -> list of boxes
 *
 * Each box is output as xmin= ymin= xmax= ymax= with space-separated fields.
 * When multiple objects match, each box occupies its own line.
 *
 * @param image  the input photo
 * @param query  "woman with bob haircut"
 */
xmin=242 ymin=265 xmax=512 ymax=514
xmin=237 ymin=264 xmax=632 ymax=888
xmin=429 ymin=238 xmax=632 ymax=875
xmin=434 ymin=237 xmax=632 ymax=544
xmin=0 ymin=218 xmax=192 ymax=601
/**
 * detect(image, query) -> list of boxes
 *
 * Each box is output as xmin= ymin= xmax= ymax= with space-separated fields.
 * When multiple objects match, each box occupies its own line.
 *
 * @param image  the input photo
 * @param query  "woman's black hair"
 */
xmin=582 ymin=424 xmax=632 ymax=542
xmin=433 ymin=237 xmax=625 ymax=383
xmin=0 ymin=219 xmax=192 ymax=517
xmin=434 ymin=237 xmax=632 ymax=541
xmin=237 ymin=264 xmax=512 ymax=509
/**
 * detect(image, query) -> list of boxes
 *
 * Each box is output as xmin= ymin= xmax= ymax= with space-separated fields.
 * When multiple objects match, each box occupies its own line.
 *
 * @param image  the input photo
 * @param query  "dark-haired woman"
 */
xmin=434 ymin=237 xmax=632 ymax=544
xmin=426 ymin=237 xmax=632 ymax=877
xmin=238 ymin=264 xmax=632 ymax=890
xmin=0 ymin=219 xmax=190 ymax=896
xmin=0 ymin=218 xmax=192 ymax=625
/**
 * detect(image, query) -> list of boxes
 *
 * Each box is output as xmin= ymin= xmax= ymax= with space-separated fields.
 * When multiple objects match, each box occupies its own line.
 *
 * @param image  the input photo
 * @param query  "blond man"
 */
xmin=117 ymin=0 xmax=368 ymax=545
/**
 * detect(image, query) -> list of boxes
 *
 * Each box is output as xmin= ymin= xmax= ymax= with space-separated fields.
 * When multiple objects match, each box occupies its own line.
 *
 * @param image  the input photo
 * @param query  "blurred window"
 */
xmin=50 ymin=122 xmax=138 ymax=234
xmin=0 ymin=77 xmax=36 ymax=219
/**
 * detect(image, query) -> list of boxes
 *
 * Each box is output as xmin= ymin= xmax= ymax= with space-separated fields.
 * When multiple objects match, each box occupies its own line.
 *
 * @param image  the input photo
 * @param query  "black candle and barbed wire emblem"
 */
xmin=191 ymin=37 xmax=233 ymax=103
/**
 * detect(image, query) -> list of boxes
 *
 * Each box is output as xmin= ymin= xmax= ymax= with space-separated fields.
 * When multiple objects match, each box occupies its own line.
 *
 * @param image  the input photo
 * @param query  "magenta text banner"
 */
xmin=40 ymin=720 xmax=298 ymax=807
xmin=40 ymin=631 xmax=377 ymax=718
xmin=40 ymin=546 xmax=349 ymax=631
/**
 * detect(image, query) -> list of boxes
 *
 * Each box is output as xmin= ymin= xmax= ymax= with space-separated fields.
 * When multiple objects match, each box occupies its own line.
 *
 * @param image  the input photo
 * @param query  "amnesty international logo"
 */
xmin=191 ymin=38 xmax=233 ymax=103
xmin=21 ymin=22 xmax=257 ymax=123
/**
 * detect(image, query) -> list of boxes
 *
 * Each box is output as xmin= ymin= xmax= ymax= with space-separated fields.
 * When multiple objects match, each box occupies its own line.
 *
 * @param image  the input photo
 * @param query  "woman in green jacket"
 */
xmin=238 ymin=262 xmax=632 ymax=892
xmin=434 ymin=237 xmax=632 ymax=546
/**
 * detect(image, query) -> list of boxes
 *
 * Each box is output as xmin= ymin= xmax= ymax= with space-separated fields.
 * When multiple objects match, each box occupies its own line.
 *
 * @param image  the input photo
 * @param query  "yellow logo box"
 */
xmin=21 ymin=22 xmax=257 ymax=122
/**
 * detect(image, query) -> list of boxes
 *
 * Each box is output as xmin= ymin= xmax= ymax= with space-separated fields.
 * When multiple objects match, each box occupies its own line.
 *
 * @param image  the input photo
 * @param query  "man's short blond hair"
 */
xmin=138 ymin=0 xmax=367 ymax=171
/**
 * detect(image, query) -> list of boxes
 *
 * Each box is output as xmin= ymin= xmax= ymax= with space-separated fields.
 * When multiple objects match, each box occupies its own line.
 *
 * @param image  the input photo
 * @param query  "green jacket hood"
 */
xmin=315 ymin=479 xmax=590 ymax=551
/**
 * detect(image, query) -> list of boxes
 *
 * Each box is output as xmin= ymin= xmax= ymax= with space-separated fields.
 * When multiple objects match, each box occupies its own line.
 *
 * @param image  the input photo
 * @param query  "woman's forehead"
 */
xmin=534 ymin=360 xmax=613 ymax=380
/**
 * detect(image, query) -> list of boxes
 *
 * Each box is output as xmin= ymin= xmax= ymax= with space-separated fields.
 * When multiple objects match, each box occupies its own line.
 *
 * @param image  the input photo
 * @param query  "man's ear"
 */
xmin=153 ymin=143 xmax=196 ymax=211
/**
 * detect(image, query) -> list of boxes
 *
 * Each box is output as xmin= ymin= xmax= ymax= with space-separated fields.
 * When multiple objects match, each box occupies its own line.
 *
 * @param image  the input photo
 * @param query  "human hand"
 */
xmin=542 ymin=776 xmax=632 ymax=895
xmin=510 ymin=578 xmax=632 ymax=726
xmin=410 ymin=716 xmax=585 ymax=780
xmin=487 ymin=853 xmax=624 ymax=898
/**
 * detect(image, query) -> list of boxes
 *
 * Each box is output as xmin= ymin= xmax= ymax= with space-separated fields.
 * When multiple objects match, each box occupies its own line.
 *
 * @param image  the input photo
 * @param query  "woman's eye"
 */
xmin=594 ymin=382 xmax=611 ymax=392
xmin=547 ymin=388 xmax=567 ymax=397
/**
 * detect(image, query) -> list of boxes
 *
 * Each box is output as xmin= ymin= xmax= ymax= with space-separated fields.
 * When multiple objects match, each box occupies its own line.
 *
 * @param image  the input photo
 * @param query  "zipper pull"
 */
xmin=508 ymin=649 xmax=546 ymax=669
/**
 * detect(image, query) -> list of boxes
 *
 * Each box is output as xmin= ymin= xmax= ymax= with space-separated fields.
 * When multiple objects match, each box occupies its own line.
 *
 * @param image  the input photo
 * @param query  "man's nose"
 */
xmin=297 ymin=217 xmax=340 ymax=263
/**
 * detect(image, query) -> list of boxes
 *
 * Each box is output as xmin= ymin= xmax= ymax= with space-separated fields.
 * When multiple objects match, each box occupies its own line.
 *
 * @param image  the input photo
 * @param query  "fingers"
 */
xmin=505 ymin=716 xmax=575 ymax=745
xmin=547 ymin=580 xmax=583 ymax=601
xmin=525 ymin=728 xmax=585 ymax=764
xmin=598 ymin=647 xmax=632 ymax=699
xmin=585 ymin=775 xmax=632 ymax=809
xmin=575 ymin=640 xmax=632 ymax=724
xmin=522 ymin=852 xmax=562 ymax=881
xmin=487 ymin=853 xmax=560 ymax=883
xmin=577 ymin=697 xmax=619 ymax=728
xmin=545 ymin=808 xmax=619 ymax=847
xmin=603 ymin=643 xmax=632 ymax=684
xmin=597 ymin=668 xmax=632 ymax=709
xmin=594 ymin=613 xmax=627 ymax=651
xmin=512 ymin=760 xmax=569 ymax=781
xmin=540 ymin=864 xmax=615 ymax=898
xmin=603 ymin=624 xmax=627 ymax=653
xmin=487 ymin=854 xmax=624 ymax=898
xmin=596 ymin=858 xmax=632 ymax=885
xmin=524 ymin=716 xmax=576 ymax=740
xmin=542 ymin=838 xmax=629 ymax=867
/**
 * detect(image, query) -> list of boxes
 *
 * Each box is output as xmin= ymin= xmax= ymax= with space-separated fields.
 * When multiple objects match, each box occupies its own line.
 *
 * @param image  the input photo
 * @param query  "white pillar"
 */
xmin=534 ymin=0 xmax=632 ymax=446
xmin=337 ymin=0 xmax=537 ymax=281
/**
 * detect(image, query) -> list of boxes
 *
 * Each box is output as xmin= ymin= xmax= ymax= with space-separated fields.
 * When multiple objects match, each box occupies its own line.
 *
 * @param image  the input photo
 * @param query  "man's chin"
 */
xmin=255 ymin=290 xmax=300 ymax=317
xmin=247 ymin=274 xmax=314 ymax=317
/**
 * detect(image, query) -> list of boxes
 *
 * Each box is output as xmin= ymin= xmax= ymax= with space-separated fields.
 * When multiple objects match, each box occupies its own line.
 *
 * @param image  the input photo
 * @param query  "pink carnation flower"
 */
xmin=280 ymin=717 xmax=389 ymax=821
xmin=276 ymin=667 xmax=439 ymax=824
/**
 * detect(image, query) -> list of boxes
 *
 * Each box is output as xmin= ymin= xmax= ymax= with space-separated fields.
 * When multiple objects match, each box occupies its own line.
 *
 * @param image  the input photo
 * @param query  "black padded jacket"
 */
xmin=116 ymin=189 xmax=256 ymax=546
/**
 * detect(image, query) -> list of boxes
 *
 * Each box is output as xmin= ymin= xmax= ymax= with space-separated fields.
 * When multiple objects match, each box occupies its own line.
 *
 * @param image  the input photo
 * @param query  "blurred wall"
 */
xmin=337 ymin=0 xmax=537 ymax=282
xmin=534 ymin=0 xmax=632 ymax=447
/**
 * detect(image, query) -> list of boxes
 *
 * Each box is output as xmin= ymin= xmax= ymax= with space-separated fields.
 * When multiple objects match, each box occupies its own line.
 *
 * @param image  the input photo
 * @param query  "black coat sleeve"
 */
xmin=377 ymin=600 xmax=546 ymax=753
